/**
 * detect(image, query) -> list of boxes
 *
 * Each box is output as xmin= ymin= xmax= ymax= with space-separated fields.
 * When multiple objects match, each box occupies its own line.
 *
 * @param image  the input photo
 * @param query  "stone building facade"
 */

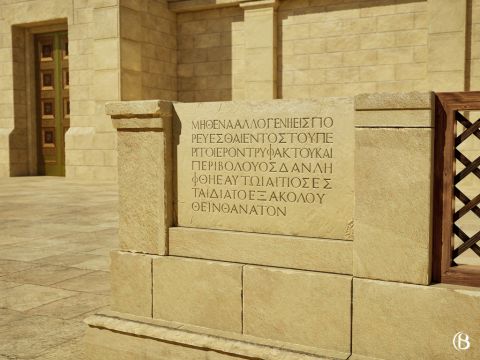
xmin=0 ymin=0 xmax=478 ymax=179
xmin=1 ymin=1 xmax=479 ymax=360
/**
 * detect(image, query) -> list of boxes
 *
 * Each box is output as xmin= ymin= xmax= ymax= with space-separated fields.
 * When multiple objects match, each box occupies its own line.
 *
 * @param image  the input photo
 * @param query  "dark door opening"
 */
xmin=35 ymin=31 xmax=69 ymax=176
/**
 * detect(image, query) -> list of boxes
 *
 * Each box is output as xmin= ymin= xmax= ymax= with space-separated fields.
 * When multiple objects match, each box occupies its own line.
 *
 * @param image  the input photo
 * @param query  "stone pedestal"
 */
xmin=85 ymin=98 xmax=355 ymax=360
xmin=84 ymin=93 xmax=480 ymax=360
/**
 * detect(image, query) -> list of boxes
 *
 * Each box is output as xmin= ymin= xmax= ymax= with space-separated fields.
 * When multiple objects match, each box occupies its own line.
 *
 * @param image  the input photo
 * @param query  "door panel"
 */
xmin=35 ymin=31 xmax=69 ymax=176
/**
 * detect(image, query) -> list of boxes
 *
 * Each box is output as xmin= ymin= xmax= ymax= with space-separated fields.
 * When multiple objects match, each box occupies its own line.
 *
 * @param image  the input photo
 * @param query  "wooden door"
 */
xmin=35 ymin=31 xmax=69 ymax=176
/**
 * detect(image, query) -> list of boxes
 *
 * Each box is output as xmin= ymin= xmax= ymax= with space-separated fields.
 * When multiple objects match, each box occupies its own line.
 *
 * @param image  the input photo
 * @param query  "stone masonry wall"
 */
xmin=278 ymin=0 xmax=429 ymax=98
xmin=66 ymin=0 xmax=118 ymax=181
xmin=120 ymin=0 xmax=177 ymax=101
xmin=174 ymin=0 xmax=475 ymax=102
xmin=69 ymin=0 xmax=177 ymax=180
xmin=177 ymin=6 xmax=244 ymax=102
xmin=1 ymin=0 xmax=479 ymax=179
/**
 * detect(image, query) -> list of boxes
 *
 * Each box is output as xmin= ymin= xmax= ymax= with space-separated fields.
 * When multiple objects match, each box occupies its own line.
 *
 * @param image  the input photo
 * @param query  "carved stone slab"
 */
xmin=174 ymin=99 xmax=354 ymax=240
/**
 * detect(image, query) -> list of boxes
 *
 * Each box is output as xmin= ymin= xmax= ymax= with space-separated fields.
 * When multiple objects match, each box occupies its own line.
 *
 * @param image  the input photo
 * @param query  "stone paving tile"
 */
xmin=26 ymin=292 xmax=110 ymax=320
xmin=34 ymin=252 xmax=103 ymax=267
xmin=91 ymin=227 xmax=118 ymax=239
xmin=34 ymin=339 xmax=85 ymax=360
xmin=52 ymin=270 xmax=111 ymax=295
xmin=1 ymin=264 xmax=93 ymax=286
xmin=72 ymin=230 xmax=118 ymax=244
xmin=0 ymin=245 xmax=68 ymax=262
xmin=1 ymin=222 xmax=82 ymax=241
xmin=26 ymin=236 xmax=86 ymax=249
xmin=0 ymin=177 xmax=118 ymax=359
xmin=0 ymin=235 xmax=33 ymax=246
xmin=0 ymin=316 xmax=86 ymax=359
xmin=0 ymin=284 xmax=77 ymax=312
xmin=86 ymin=246 xmax=113 ymax=257
xmin=71 ymin=255 xmax=110 ymax=271
xmin=72 ymin=305 xmax=109 ymax=320
xmin=0 ymin=308 xmax=27 ymax=326
xmin=37 ymin=240 xmax=105 ymax=254
xmin=0 ymin=259 xmax=41 ymax=276
xmin=0 ymin=280 xmax=22 ymax=290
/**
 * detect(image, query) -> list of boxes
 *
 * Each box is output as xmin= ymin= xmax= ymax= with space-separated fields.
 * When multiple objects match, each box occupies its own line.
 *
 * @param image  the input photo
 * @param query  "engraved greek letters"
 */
xmin=189 ymin=116 xmax=335 ymax=217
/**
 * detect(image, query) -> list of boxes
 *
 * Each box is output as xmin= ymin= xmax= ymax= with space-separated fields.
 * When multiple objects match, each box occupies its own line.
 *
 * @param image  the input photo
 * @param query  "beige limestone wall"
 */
xmin=120 ymin=0 xmax=177 ymax=101
xmin=2 ymin=0 xmax=480 ymax=178
xmin=67 ymin=0 xmax=119 ymax=181
xmin=427 ymin=0 xmax=467 ymax=91
xmin=171 ymin=0 xmax=479 ymax=98
xmin=241 ymin=0 xmax=278 ymax=100
xmin=172 ymin=0 xmax=478 ymax=98
xmin=0 ymin=15 xmax=11 ymax=176
xmin=278 ymin=0 xmax=429 ymax=98
xmin=69 ymin=0 xmax=177 ymax=180
xmin=8 ymin=26 xmax=29 ymax=176
xmin=177 ymin=6 xmax=244 ymax=102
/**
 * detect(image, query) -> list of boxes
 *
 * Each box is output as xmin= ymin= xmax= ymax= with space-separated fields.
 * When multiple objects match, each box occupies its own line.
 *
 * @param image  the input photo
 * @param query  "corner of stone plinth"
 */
xmin=240 ymin=0 xmax=278 ymax=10
xmin=106 ymin=100 xmax=174 ymax=118
xmin=106 ymin=100 xmax=175 ymax=130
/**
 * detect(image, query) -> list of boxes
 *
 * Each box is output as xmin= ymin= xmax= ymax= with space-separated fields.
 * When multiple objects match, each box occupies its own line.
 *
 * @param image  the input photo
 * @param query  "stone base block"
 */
xmin=84 ymin=311 xmax=343 ymax=360
xmin=353 ymin=278 xmax=480 ymax=359
xmin=152 ymin=256 xmax=243 ymax=333
xmin=169 ymin=227 xmax=353 ymax=274
xmin=150 ymin=257 xmax=352 ymax=357
xmin=354 ymin=127 xmax=432 ymax=285
xmin=244 ymin=266 xmax=352 ymax=354
xmin=111 ymin=250 xmax=152 ymax=317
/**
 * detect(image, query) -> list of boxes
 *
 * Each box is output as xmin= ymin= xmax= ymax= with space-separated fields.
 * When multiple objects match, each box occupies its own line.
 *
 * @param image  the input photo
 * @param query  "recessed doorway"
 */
xmin=35 ymin=31 xmax=69 ymax=176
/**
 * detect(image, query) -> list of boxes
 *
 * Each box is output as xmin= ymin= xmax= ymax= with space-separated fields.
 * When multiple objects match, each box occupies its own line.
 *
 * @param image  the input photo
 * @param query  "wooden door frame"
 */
xmin=433 ymin=92 xmax=480 ymax=287
xmin=20 ymin=23 xmax=67 ymax=175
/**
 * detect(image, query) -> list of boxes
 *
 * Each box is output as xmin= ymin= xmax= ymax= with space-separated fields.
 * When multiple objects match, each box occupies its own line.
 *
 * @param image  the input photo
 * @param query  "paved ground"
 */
xmin=0 ymin=177 xmax=118 ymax=359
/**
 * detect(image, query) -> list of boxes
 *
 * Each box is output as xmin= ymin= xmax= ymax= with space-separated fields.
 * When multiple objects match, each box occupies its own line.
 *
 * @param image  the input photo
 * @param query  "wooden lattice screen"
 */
xmin=433 ymin=92 xmax=480 ymax=287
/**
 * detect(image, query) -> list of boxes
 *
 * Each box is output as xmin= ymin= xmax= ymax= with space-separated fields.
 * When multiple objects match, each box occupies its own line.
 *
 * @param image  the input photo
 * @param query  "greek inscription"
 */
xmin=189 ymin=115 xmax=336 ymax=217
